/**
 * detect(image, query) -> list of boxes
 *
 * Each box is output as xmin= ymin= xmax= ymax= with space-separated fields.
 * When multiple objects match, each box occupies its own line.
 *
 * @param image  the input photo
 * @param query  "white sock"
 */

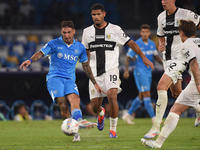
xmin=98 ymin=108 xmax=104 ymax=116
xmin=156 ymin=112 xmax=179 ymax=146
xmin=110 ymin=117 xmax=118 ymax=132
xmin=194 ymin=104 xmax=200 ymax=113
xmin=154 ymin=90 xmax=168 ymax=128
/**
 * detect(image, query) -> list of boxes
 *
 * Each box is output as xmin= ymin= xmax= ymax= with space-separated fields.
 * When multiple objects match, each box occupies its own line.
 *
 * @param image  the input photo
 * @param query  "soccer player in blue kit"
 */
xmin=20 ymin=21 xmax=105 ymax=141
xmin=123 ymin=24 xmax=162 ymax=124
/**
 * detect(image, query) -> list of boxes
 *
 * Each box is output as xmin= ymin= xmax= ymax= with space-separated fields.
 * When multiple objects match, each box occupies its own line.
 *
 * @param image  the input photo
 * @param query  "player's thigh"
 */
xmin=176 ymin=82 xmax=200 ymax=108
xmin=46 ymin=77 xmax=65 ymax=103
xmin=157 ymin=74 xmax=173 ymax=91
xmin=64 ymin=78 xmax=79 ymax=96
xmin=89 ymin=75 xmax=106 ymax=99
xmin=134 ymin=73 xmax=151 ymax=92
xmin=164 ymin=59 xmax=185 ymax=85
xmin=105 ymin=68 xmax=122 ymax=94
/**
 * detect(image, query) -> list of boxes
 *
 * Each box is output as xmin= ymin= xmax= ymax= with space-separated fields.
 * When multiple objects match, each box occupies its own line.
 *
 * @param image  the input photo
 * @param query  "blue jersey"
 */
xmin=127 ymin=38 xmax=157 ymax=76
xmin=41 ymin=36 xmax=88 ymax=81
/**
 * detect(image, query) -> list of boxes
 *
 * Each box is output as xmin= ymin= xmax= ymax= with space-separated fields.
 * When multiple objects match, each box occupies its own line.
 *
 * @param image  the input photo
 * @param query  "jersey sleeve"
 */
xmin=40 ymin=40 xmax=55 ymax=56
xmin=181 ymin=44 xmax=196 ymax=64
xmin=81 ymin=29 xmax=89 ymax=50
xmin=186 ymin=10 xmax=200 ymax=27
xmin=116 ymin=26 xmax=130 ymax=45
xmin=126 ymin=47 xmax=135 ymax=58
xmin=157 ymin=14 xmax=165 ymax=37
xmin=79 ymin=44 xmax=88 ymax=63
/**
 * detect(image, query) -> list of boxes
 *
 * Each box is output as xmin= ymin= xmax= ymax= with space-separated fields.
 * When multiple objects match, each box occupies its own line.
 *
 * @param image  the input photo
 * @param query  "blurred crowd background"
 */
xmin=0 ymin=0 xmax=199 ymax=30
xmin=0 ymin=0 xmax=199 ymax=120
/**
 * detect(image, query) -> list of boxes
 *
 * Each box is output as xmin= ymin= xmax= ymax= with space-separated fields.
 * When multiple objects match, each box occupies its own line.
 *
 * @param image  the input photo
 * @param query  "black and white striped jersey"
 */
xmin=82 ymin=22 xmax=130 ymax=77
xmin=157 ymin=8 xmax=200 ymax=60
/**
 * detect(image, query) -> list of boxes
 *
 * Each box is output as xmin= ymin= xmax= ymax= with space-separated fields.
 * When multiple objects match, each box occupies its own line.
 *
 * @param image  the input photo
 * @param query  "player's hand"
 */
xmin=19 ymin=60 xmax=31 ymax=70
xmin=143 ymin=58 xmax=154 ymax=70
xmin=158 ymin=44 xmax=165 ymax=52
xmin=94 ymin=83 xmax=106 ymax=95
xmin=123 ymin=70 xmax=129 ymax=79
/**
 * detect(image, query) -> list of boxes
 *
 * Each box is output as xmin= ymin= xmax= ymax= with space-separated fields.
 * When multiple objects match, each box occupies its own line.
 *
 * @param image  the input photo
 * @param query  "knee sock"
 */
xmin=154 ymin=90 xmax=168 ymax=128
xmin=71 ymin=109 xmax=82 ymax=121
xmin=128 ymin=96 xmax=143 ymax=115
xmin=156 ymin=112 xmax=179 ymax=146
xmin=110 ymin=117 xmax=118 ymax=132
xmin=144 ymin=97 xmax=155 ymax=118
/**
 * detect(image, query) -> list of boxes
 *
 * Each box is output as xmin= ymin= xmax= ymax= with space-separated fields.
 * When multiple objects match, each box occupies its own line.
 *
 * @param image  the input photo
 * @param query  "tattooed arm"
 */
xmin=190 ymin=58 xmax=200 ymax=94
xmin=82 ymin=61 xmax=106 ymax=94
xmin=20 ymin=51 xmax=44 ymax=70
xmin=82 ymin=61 xmax=96 ymax=85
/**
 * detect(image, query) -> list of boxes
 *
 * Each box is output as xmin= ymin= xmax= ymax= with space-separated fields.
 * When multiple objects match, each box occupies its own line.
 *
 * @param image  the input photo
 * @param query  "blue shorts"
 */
xmin=134 ymin=72 xmax=152 ymax=92
xmin=46 ymin=77 xmax=79 ymax=103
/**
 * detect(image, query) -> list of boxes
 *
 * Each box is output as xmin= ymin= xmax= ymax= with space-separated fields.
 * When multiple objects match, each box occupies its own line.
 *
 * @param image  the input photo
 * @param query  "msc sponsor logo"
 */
xmin=57 ymin=53 xmax=78 ymax=61
xmin=64 ymin=54 xmax=78 ymax=61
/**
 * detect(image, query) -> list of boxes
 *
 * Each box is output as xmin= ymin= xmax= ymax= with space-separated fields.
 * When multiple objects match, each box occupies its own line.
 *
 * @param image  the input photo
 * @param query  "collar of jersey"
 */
xmin=59 ymin=36 xmax=77 ymax=45
xmin=93 ymin=22 xmax=109 ymax=30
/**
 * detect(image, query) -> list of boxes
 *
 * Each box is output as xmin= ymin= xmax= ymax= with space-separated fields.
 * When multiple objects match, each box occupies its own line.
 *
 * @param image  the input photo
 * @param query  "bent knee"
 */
xmin=171 ymin=91 xmax=181 ymax=98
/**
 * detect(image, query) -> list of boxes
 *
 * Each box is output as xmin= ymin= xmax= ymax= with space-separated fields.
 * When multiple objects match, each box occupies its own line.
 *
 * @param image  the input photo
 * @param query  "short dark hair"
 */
xmin=140 ymin=24 xmax=151 ymax=30
xmin=178 ymin=20 xmax=196 ymax=37
xmin=90 ymin=3 xmax=105 ymax=12
xmin=17 ymin=103 xmax=26 ymax=111
xmin=61 ymin=21 xmax=74 ymax=29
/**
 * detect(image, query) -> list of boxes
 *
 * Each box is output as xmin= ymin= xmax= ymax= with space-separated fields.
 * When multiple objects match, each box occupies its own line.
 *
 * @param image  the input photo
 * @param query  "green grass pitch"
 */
xmin=0 ymin=118 xmax=199 ymax=150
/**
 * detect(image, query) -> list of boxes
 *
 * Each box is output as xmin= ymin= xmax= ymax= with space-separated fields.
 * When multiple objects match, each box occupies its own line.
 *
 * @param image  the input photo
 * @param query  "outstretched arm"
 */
xmin=19 ymin=51 xmax=44 ymax=70
xmin=154 ymin=55 xmax=163 ymax=65
xmin=126 ymin=40 xmax=154 ymax=70
xmin=190 ymin=58 xmax=200 ymax=93
xmin=190 ymin=58 xmax=200 ymax=94
xmin=82 ymin=61 xmax=106 ymax=94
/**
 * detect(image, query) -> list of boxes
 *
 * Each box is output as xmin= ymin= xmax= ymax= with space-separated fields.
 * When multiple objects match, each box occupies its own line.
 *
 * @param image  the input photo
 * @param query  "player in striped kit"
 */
xmin=142 ymin=19 xmax=200 ymax=148
xmin=82 ymin=3 xmax=153 ymax=138
xmin=144 ymin=0 xmax=200 ymax=139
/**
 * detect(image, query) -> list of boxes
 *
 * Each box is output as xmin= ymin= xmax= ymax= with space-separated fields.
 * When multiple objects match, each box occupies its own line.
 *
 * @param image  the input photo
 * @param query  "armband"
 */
xmin=29 ymin=59 xmax=32 ymax=63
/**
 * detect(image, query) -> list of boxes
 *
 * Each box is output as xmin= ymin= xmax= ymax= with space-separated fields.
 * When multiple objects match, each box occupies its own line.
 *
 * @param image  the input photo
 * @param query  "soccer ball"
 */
xmin=61 ymin=118 xmax=79 ymax=136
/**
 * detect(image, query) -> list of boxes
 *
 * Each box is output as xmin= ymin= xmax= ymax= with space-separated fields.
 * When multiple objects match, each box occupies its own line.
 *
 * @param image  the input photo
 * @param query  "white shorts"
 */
xmin=164 ymin=59 xmax=186 ymax=84
xmin=89 ymin=68 xmax=122 ymax=99
xmin=176 ymin=81 xmax=200 ymax=108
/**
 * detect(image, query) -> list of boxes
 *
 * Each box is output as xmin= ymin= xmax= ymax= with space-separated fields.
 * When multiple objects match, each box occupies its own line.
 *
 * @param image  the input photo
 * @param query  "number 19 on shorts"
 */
xmin=110 ymin=75 xmax=117 ymax=81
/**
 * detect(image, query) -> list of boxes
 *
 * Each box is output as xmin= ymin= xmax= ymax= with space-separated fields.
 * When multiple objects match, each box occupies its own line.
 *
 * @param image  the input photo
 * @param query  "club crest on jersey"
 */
xmin=53 ymin=90 xmax=58 ymax=95
xmin=57 ymin=52 xmax=63 ymax=58
xmin=176 ymin=20 xmax=180 ymax=26
xmin=91 ymin=89 xmax=95 ymax=95
xmin=74 ymin=49 xmax=79 ymax=54
xmin=106 ymin=34 xmax=111 ymax=39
